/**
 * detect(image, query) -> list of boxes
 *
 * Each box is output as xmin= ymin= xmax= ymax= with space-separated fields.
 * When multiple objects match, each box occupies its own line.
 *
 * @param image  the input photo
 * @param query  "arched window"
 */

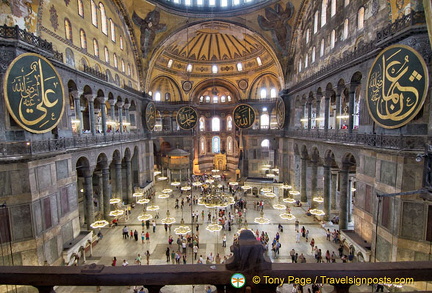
xmin=104 ymin=46 xmax=109 ymax=63
xmin=93 ymin=39 xmax=99 ymax=57
xmin=343 ymin=19 xmax=349 ymax=39
xmin=64 ymin=19 xmax=73 ymax=41
xmin=270 ymin=88 xmax=277 ymax=98
xmin=127 ymin=64 xmax=131 ymax=75
xmin=220 ymin=95 xmax=226 ymax=103
xmin=200 ymin=137 xmax=206 ymax=155
xmin=227 ymin=116 xmax=232 ymax=131
xmin=120 ymin=36 xmax=124 ymax=50
xmin=256 ymin=57 xmax=262 ymax=66
xmin=330 ymin=30 xmax=336 ymax=48
xmin=260 ymin=109 xmax=269 ymax=129
xmin=261 ymin=139 xmax=270 ymax=148
xmin=213 ymin=96 xmax=219 ymax=103
xmin=113 ymin=53 xmax=118 ymax=68
xmin=205 ymin=96 xmax=210 ymax=103
xmin=321 ymin=0 xmax=327 ymax=27
xmin=212 ymin=117 xmax=220 ymax=132
xmin=99 ymin=3 xmax=107 ymax=34
xmin=298 ymin=58 xmax=302 ymax=72
xmin=199 ymin=117 xmax=205 ymax=131
xmin=312 ymin=47 xmax=316 ymax=63
xmin=305 ymin=28 xmax=310 ymax=43
xmin=165 ymin=93 xmax=170 ymax=101
xmin=313 ymin=11 xmax=319 ymax=33
xmin=79 ymin=29 xmax=86 ymax=49
xmin=110 ymin=19 xmax=116 ymax=42
xmin=331 ymin=0 xmax=336 ymax=17
xmin=77 ymin=0 xmax=84 ymax=16
xmin=91 ymin=0 xmax=97 ymax=26
xmin=121 ymin=60 xmax=125 ymax=72
xmin=212 ymin=136 xmax=220 ymax=153
xmin=358 ymin=7 xmax=365 ymax=30
xmin=305 ymin=53 xmax=308 ymax=68
xmin=227 ymin=136 xmax=233 ymax=155
xmin=236 ymin=63 xmax=243 ymax=71
xmin=320 ymin=39 xmax=325 ymax=56
xmin=154 ymin=92 xmax=161 ymax=101
xmin=260 ymin=89 xmax=267 ymax=99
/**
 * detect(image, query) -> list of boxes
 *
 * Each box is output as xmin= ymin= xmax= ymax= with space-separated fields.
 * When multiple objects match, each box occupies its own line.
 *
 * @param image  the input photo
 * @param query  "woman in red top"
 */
xmin=111 ymin=257 xmax=117 ymax=266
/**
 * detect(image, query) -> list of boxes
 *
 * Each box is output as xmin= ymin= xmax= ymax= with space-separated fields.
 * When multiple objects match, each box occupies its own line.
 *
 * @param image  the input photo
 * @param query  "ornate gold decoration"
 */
xmin=145 ymin=101 xmax=156 ymax=131
xmin=176 ymin=106 xmax=198 ymax=130
xmin=366 ymin=44 xmax=429 ymax=129
xmin=4 ymin=53 xmax=65 ymax=134
xmin=233 ymin=104 xmax=256 ymax=129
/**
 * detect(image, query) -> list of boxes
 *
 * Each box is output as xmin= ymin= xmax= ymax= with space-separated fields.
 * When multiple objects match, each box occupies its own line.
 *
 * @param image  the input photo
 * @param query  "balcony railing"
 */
xmin=0 ymin=133 xmax=144 ymax=157
xmin=0 ymin=25 xmax=63 ymax=62
xmin=376 ymin=10 xmax=426 ymax=43
xmin=83 ymin=64 xmax=108 ymax=81
xmin=0 ymin=261 xmax=431 ymax=293
xmin=286 ymin=130 xmax=427 ymax=150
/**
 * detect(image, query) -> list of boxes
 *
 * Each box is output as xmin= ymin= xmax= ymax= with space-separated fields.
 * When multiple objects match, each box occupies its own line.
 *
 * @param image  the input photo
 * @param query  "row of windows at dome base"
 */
xmin=166 ymin=58 xmax=263 ymax=72
xmin=156 ymin=0 xmax=266 ymax=10
xmin=149 ymin=88 xmax=278 ymax=102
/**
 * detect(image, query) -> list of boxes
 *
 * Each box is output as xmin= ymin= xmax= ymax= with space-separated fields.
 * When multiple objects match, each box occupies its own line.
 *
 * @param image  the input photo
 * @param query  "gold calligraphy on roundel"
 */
xmin=366 ymin=44 xmax=429 ymax=129
xmin=233 ymin=104 xmax=256 ymax=129
xmin=145 ymin=101 xmax=156 ymax=131
xmin=4 ymin=53 xmax=65 ymax=133
xmin=176 ymin=106 xmax=198 ymax=130
xmin=275 ymin=97 xmax=285 ymax=129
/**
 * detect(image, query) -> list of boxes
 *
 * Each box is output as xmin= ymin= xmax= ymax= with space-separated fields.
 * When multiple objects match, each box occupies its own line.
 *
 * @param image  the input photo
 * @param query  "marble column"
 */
xmin=117 ymin=101 xmax=124 ymax=133
xmin=335 ymin=88 xmax=343 ymax=132
xmin=307 ymin=101 xmax=312 ymax=131
xmin=339 ymin=164 xmax=350 ymax=230
xmin=96 ymin=172 xmax=104 ymax=215
xmin=126 ymin=159 xmax=133 ymax=204
xmin=115 ymin=160 xmax=123 ymax=202
xmin=108 ymin=98 xmax=116 ymax=121
xmin=323 ymin=164 xmax=331 ymax=221
xmin=98 ymin=96 xmax=108 ymax=136
xmin=102 ymin=167 xmax=111 ymax=220
xmin=71 ymin=90 xmax=83 ymax=135
xmin=331 ymin=171 xmax=338 ymax=210
xmin=347 ymin=85 xmax=357 ymax=134
xmin=83 ymin=171 xmax=95 ymax=230
xmin=324 ymin=91 xmax=331 ymax=132
xmin=85 ymin=94 xmax=96 ymax=136
xmin=300 ymin=157 xmax=308 ymax=202
xmin=311 ymin=159 xmax=318 ymax=208
xmin=124 ymin=102 xmax=130 ymax=132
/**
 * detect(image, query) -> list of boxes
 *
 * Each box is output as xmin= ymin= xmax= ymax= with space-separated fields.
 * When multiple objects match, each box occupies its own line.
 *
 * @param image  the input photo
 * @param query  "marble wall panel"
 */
xmin=56 ymin=159 xmax=69 ymax=180
xmin=11 ymin=204 xmax=33 ymax=241
xmin=400 ymin=201 xmax=424 ymax=241
xmin=380 ymin=161 xmax=396 ymax=186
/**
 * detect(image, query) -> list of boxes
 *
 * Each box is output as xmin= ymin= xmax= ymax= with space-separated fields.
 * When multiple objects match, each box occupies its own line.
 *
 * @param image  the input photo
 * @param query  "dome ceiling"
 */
xmin=152 ymin=21 xmax=278 ymax=77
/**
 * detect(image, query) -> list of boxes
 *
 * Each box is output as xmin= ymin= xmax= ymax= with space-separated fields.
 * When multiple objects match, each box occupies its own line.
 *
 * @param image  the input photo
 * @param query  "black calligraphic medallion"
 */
xmin=176 ymin=106 xmax=198 ymax=130
xmin=4 ymin=53 xmax=65 ymax=133
xmin=233 ymin=104 xmax=256 ymax=129
xmin=145 ymin=101 xmax=156 ymax=131
xmin=276 ymin=97 xmax=285 ymax=129
xmin=366 ymin=44 xmax=429 ymax=129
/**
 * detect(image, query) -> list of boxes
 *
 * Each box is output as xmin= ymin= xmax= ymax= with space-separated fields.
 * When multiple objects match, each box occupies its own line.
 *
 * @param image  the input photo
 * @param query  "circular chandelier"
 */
xmin=266 ymin=174 xmax=276 ymax=178
xmin=133 ymin=192 xmax=144 ymax=197
xmin=254 ymin=211 xmax=270 ymax=224
xmin=264 ymin=192 xmax=276 ymax=198
xmin=154 ymin=171 xmax=161 ymax=176
xmin=181 ymin=186 xmax=191 ymax=191
xmin=171 ymin=181 xmax=181 ymax=187
xmin=289 ymin=190 xmax=300 ymax=196
xmin=175 ymin=225 xmax=191 ymax=235
xmin=136 ymin=198 xmax=150 ymax=205
xmin=162 ymin=188 xmax=173 ymax=194
xmin=109 ymin=209 xmax=124 ymax=217
xmin=310 ymin=209 xmax=325 ymax=216
xmin=261 ymin=187 xmax=272 ymax=193
xmin=158 ymin=176 xmax=168 ymax=181
xmin=137 ymin=212 xmax=153 ymax=221
xmin=161 ymin=210 xmax=176 ymax=225
xmin=109 ymin=198 xmax=121 ymax=204
xmin=90 ymin=220 xmax=109 ymax=229
xmin=206 ymin=223 xmax=222 ymax=232
xmin=241 ymin=185 xmax=251 ymax=190
xmin=283 ymin=198 xmax=296 ymax=203
xmin=229 ymin=182 xmax=238 ymax=186
xmin=280 ymin=212 xmax=296 ymax=220
xmin=192 ymin=182 xmax=202 ymax=186
xmin=281 ymin=184 xmax=292 ymax=189
xmin=158 ymin=193 xmax=170 ymax=199
xmin=147 ymin=205 xmax=160 ymax=211
xmin=313 ymin=196 xmax=324 ymax=203
xmin=273 ymin=204 xmax=286 ymax=210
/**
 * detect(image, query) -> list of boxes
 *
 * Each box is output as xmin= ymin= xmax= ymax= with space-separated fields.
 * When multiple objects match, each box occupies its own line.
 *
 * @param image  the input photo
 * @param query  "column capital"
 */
xmin=116 ymin=101 xmax=125 ymax=108
xmin=70 ymin=90 xmax=79 ymax=99
xmin=97 ymin=96 xmax=108 ymax=103
xmin=85 ymin=94 xmax=96 ymax=102
xmin=123 ymin=102 xmax=131 ymax=110
xmin=108 ymin=98 xmax=117 ymax=106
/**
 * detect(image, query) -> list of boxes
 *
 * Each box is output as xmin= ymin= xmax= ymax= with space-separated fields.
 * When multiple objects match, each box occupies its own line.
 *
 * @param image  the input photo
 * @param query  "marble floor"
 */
xmin=55 ymin=179 xmax=388 ymax=293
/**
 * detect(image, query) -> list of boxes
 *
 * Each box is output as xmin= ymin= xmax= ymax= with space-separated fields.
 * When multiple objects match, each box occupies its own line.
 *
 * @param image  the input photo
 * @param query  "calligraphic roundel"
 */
xmin=176 ymin=106 xmax=198 ymax=130
xmin=145 ymin=101 xmax=157 ymax=131
xmin=366 ymin=44 xmax=429 ymax=129
xmin=233 ymin=104 xmax=256 ymax=129
xmin=275 ymin=97 xmax=285 ymax=129
xmin=4 ymin=53 xmax=65 ymax=134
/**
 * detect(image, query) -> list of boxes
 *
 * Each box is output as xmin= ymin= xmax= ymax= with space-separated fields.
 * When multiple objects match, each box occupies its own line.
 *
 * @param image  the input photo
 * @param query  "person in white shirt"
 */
xmin=122 ymin=259 xmax=129 ymax=266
